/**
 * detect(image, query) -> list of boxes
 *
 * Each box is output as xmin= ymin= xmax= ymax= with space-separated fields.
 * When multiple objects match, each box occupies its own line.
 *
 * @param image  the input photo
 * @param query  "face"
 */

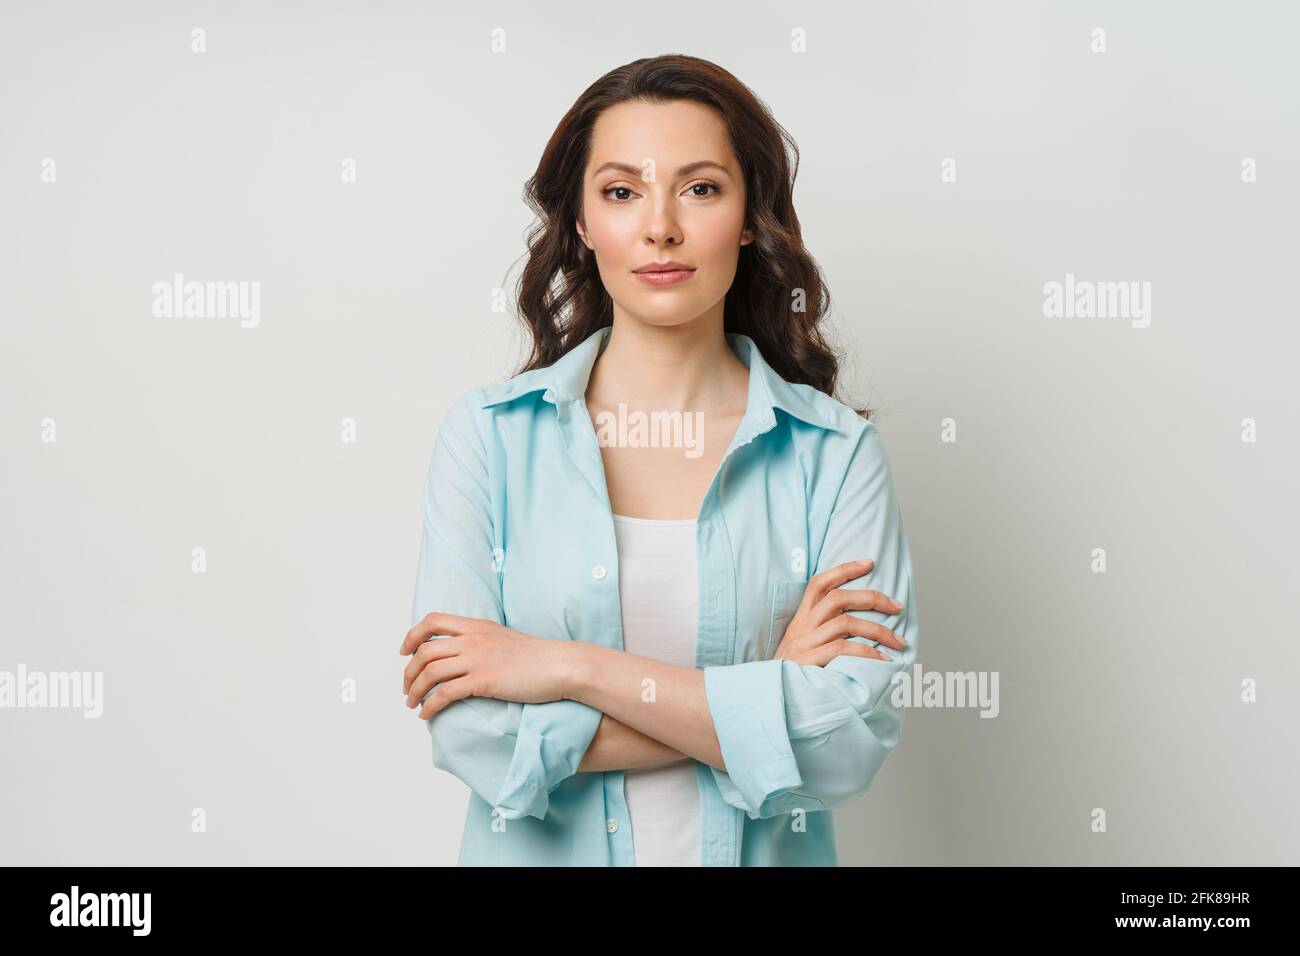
xmin=576 ymin=99 xmax=753 ymax=329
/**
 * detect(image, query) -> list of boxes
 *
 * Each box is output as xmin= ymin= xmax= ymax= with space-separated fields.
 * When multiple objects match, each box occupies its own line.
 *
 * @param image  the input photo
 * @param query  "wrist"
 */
xmin=561 ymin=642 xmax=597 ymax=703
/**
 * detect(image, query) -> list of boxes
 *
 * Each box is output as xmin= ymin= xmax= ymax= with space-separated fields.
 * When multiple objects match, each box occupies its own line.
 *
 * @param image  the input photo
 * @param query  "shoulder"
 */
xmin=780 ymin=387 xmax=898 ymax=506
xmin=476 ymin=363 xmax=554 ymax=409
xmin=429 ymin=387 xmax=494 ymax=458
xmin=782 ymin=380 xmax=881 ymax=449
xmin=432 ymin=366 xmax=550 ymax=450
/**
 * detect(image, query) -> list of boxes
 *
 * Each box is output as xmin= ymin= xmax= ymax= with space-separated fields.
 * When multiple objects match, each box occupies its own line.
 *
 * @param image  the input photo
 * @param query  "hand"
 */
xmin=773 ymin=559 xmax=906 ymax=666
xmin=399 ymin=613 xmax=571 ymax=718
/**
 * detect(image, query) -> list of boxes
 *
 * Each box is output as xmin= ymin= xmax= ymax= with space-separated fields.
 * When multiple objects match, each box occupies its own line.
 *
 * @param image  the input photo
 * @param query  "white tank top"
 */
xmin=611 ymin=512 xmax=703 ymax=867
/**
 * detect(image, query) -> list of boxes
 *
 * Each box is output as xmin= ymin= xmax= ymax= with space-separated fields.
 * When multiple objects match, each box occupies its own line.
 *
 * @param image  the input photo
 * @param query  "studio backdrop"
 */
xmin=1 ymin=0 xmax=1296 ymax=865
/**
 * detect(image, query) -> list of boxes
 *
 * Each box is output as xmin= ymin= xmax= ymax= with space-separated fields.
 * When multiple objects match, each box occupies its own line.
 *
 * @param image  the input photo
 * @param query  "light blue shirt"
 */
xmin=410 ymin=325 xmax=919 ymax=866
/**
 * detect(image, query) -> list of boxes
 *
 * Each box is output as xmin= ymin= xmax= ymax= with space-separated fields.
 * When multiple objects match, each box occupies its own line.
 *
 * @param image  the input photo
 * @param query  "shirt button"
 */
xmin=606 ymin=818 xmax=619 ymax=833
xmin=592 ymin=564 xmax=607 ymax=580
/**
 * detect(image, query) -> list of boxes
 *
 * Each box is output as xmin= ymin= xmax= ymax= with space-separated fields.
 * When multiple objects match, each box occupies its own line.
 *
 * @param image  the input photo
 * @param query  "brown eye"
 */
xmin=602 ymin=186 xmax=634 ymax=202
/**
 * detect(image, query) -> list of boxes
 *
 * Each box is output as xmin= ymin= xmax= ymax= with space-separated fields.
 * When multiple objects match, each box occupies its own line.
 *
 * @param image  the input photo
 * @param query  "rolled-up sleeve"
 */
xmin=411 ymin=394 xmax=602 ymax=821
xmin=703 ymin=422 xmax=918 ymax=820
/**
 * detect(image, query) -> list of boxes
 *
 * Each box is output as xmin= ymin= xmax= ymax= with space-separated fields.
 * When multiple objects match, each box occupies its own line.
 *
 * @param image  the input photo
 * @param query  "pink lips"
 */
xmin=633 ymin=261 xmax=696 ymax=286
xmin=635 ymin=268 xmax=694 ymax=285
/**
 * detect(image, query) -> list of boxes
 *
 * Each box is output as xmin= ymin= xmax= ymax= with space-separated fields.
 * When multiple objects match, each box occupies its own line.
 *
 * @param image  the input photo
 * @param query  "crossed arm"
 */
xmin=560 ymin=567 xmax=902 ymax=772
xmin=414 ymin=557 xmax=904 ymax=774
xmin=400 ymin=626 xmax=721 ymax=771
xmin=410 ymin=395 xmax=917 ymax=822
xmin=579 ymin=711 xmax=694 ymax=772
xmin=567 ymin=648 xmax=719 ymax=771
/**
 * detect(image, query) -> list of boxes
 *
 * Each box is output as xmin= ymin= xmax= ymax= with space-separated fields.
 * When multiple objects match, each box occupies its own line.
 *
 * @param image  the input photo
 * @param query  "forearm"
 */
xmin=565 ymin=643 xmax=725 ymax=770
xmin=577 ymin=714 xmax=690 ymax=772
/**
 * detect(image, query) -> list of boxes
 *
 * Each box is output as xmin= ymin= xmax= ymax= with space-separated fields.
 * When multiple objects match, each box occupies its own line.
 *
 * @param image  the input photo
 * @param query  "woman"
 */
xmin=400 ymin=54 xmax=917 ymax=866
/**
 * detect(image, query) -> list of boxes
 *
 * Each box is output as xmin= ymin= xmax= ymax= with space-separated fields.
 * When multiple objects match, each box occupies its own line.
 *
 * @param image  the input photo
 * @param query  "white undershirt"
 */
xmin=611 ymin=512 xmax=702 ymax=867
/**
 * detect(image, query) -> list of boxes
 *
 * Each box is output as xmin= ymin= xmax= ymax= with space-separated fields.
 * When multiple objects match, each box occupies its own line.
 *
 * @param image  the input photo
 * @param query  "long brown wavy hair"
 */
xmin=510 ymin=53 xmax=869 ymax=420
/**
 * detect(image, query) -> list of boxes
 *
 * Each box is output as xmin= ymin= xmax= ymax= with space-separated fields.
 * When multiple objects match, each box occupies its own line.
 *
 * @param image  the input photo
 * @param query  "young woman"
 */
xmin=400 ymin=54 xmax=918 ymax=866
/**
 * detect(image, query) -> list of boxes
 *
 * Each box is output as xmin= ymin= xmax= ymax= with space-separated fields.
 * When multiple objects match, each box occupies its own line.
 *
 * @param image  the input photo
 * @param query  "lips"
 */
xmin=632 ymin=260 xmax=696 ymax=286
xmin=633 ymin=267 xmax=695 ymax=286
xmin=633 ymin=261 xmax=695 ymax=274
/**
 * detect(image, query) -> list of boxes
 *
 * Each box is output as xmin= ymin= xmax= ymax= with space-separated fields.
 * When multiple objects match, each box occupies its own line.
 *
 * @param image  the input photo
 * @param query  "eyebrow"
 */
xmin=590 ymin=160 xmax=731 ymax=180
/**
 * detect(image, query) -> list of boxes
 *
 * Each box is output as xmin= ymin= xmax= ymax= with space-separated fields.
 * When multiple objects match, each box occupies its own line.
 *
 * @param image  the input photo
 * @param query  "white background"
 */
xmin=2 ymin=0 xmax=1296 ymax=864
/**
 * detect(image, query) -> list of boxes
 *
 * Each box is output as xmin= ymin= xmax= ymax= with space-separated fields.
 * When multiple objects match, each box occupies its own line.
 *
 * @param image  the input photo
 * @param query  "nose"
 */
xmin=642 ymin=193 xmax=682 ymax=247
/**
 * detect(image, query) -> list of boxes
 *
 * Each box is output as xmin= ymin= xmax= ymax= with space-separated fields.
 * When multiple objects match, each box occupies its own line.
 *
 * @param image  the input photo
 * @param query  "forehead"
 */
xmin=587 ymin=99 xmax=737 ymax=175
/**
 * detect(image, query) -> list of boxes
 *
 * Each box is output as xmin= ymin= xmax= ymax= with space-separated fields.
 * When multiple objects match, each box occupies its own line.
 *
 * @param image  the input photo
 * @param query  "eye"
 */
xmin=599 ymin=181 xmax=722 ymax=204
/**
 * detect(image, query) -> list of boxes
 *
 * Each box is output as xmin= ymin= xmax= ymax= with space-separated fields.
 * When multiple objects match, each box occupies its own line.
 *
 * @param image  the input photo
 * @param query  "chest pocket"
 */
xmin=762 ymin=578 xmax=807 ymax=660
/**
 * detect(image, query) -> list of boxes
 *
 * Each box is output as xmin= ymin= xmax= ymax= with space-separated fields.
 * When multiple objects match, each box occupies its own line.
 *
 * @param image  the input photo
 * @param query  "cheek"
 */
xmin=689 ymin=212 xmax=746 ymax=284
xmin=694 ymin=202 xmax=747 ymax=253
xmin=583 ymin=208 xmax=639 ymax=259
xmin=695 ymin=227 xmax=742 ymax=266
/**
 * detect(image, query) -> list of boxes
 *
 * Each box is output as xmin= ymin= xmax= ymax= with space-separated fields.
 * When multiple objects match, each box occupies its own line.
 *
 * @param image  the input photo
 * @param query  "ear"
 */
xmin=576 ymin=219 xmax=593 ymax=251
xmin=739 ymin=226 xmax=754 ymax=247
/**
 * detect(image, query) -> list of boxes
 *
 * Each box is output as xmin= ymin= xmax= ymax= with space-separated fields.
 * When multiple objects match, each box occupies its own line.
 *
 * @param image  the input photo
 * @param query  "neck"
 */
xmin=586 ymin=311 xmax=748 ymax=413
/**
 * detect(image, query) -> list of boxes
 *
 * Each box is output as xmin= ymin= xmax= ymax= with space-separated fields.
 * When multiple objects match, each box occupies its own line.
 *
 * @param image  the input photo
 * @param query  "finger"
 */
xmin=810 ymin=587 xmax=904 ymax=627
xmin=406 ymin=654 xmax=471 ymax=710
xmin=400 ymin=612 xmax=475 ymax=655
xmin=810 ymin=613 xmax=907 ymax=650
xmin=402 ymin=637 xmax=454 ymax=694
xmin=418 ymin=675 xmax=476 ymax=720
xmin=803 ymin=560 xmax=874 ymax=612
xmin=805 ymin=638 xmax=892 ymax=666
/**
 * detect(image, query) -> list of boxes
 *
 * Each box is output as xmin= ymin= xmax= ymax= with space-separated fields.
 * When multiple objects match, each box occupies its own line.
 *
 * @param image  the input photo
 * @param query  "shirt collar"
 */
xmin=479 ymin=325 xmax=847 ymax=434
